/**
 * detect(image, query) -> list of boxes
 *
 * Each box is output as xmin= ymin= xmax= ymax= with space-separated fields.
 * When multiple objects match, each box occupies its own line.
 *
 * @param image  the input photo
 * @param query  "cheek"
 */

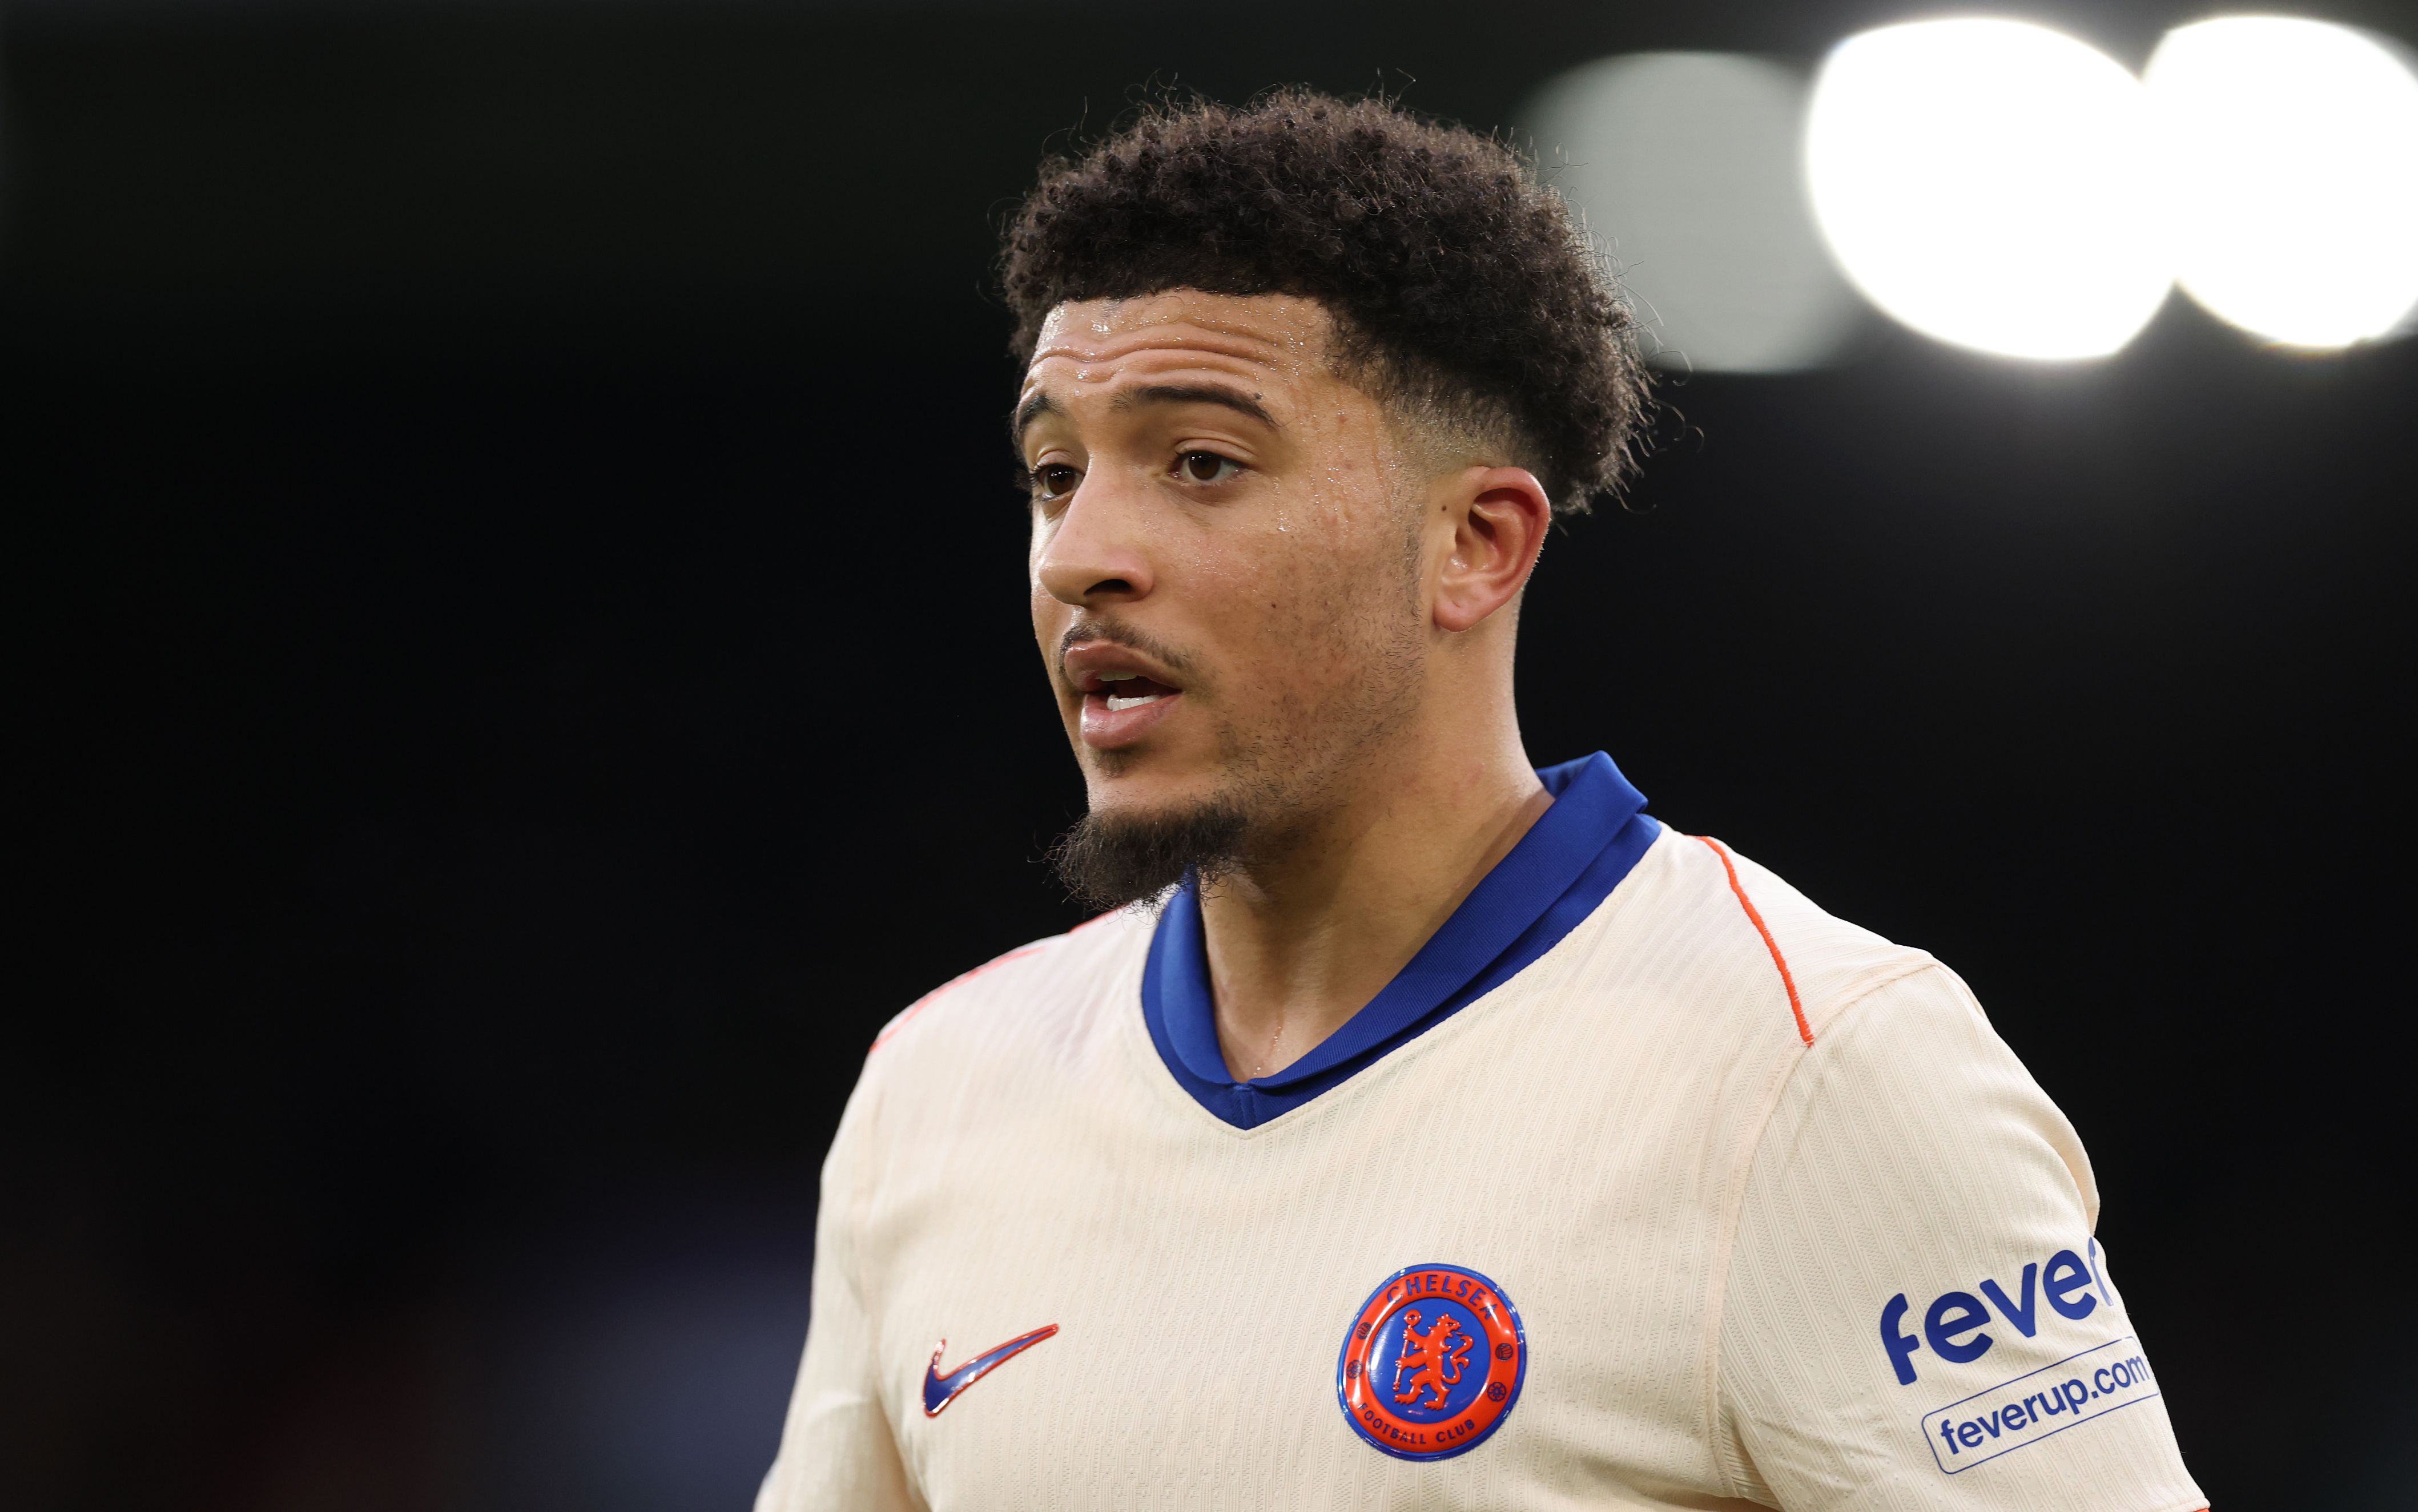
xmin=1198 ymin=517 xmax=1406 ymax=680
xmin=1185 ymin=517 xmax=1317 ymax=632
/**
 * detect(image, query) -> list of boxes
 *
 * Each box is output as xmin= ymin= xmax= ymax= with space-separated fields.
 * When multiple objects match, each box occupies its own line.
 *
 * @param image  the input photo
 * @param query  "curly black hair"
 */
xmin=1001 ymin=88 xmax=1647 ymax=511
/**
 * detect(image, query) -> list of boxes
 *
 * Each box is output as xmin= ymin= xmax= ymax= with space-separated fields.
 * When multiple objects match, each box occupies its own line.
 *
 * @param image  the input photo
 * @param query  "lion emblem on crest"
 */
xmin=1389 ymin=1308 xmax=1474 ymax=1410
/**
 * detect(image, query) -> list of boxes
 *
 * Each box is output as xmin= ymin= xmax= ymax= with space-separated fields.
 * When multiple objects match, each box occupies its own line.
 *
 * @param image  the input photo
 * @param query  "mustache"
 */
xmin=1057 ymin=616 xmax=1201 ymax=682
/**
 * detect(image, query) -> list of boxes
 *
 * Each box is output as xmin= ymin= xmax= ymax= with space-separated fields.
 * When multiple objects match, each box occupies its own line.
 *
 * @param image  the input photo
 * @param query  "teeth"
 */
xmin=1105 ymin=692 xmax=1167 ymax=712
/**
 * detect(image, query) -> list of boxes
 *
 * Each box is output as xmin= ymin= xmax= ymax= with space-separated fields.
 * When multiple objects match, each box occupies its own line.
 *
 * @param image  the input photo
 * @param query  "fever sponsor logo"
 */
xmin=1878 ymin=1243 xmax=2114 ymax=1385
xmin=1921 ymin=1336 xmax=2161 ymax=1473
xmin=1335 ymin=1263 xmax=1526 ymax=1461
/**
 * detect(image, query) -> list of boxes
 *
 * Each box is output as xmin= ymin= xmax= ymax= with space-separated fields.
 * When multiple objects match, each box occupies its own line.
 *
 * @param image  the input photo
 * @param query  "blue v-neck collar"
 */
xmin=1140 ymin=752 xmax=1657 ymax=1129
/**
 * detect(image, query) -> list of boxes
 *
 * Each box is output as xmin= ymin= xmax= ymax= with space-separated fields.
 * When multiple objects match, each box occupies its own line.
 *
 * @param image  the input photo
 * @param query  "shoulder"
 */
xmin=1600 ymin=826 xmax=1942 ymax=1051
xmin=859 ymin=901 xmax=1157 ymax=1069
xmin=1638 ymin=830 xmax=2091 ymax=1205
xmin=827 ymin=904 xmax=1157 ymax=1182
xmin=1749 ymin=955 xmax=2098 ymax=1226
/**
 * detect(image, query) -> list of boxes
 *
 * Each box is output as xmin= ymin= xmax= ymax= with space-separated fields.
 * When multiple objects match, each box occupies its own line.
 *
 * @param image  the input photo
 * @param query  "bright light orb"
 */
xmin=1806 ymin=19 xmax=2171 ymax=360
xmin=1524 ymin=53 xmax=1861 ymax=373
xmin=2147 ymin=18 xmax=2418 ymax=349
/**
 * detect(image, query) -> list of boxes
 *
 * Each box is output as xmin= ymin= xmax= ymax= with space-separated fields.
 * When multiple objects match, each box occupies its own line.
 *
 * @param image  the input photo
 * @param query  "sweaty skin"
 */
xmin=1020 ymin=289 xmax=1556 ymax=1082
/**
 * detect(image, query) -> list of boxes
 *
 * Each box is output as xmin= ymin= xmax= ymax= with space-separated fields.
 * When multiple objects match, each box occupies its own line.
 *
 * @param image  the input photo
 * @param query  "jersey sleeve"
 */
xmin=1714 ymin=966 xmax=2205 ymax=1512
xmin=756 ymin=1069 xmax=923 ymax=1512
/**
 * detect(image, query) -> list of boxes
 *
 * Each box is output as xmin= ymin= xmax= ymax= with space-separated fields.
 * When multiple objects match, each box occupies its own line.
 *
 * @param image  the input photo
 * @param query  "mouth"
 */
xmin=1064 ymin=643 xmax=1187 ymax=750
xmin=1084 ymin=670 xmax=1181 ymax=713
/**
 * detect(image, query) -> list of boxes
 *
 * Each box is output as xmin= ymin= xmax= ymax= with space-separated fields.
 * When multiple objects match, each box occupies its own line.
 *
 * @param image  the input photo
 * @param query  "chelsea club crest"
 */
xmin=1335 ymin=1262 xmax=1527 ymax=1461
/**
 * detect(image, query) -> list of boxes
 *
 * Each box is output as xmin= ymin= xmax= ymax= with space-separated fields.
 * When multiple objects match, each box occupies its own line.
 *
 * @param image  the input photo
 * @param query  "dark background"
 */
xmin=6 ymin=1 xmax=2412 ymax=1507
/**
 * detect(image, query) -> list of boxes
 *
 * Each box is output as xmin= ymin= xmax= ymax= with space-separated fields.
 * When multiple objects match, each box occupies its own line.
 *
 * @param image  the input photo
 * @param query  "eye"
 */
xmin=1177 ymin=451 xmax=1244 ymax=485
xmin=1029 ymin=462 xmax=1082 ymax=501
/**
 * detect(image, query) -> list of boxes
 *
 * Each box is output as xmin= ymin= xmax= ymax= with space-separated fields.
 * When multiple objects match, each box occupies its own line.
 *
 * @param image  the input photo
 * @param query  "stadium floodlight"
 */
xmin=2146 ymin=17 xmax=2418 ymax=350
xmin=1805 ymin=18 xmax=2171 ymax=361
xmin=1523 ymin=53 xmax=1861 ymax=373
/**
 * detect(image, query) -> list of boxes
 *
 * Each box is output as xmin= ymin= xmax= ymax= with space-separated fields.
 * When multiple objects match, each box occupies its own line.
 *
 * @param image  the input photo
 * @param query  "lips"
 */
xmin=1064 ymin=642 xmax=1186 ymax=750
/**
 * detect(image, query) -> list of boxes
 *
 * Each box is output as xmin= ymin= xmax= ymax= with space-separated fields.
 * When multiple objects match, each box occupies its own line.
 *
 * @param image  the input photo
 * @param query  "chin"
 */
xmin=1083 ymin=762 xmax=1216 ymax=816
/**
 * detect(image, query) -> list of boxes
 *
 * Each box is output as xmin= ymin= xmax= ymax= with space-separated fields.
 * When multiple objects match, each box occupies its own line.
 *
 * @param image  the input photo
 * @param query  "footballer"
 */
xmin=759 ymin=91 xmax=2206 ymax=1510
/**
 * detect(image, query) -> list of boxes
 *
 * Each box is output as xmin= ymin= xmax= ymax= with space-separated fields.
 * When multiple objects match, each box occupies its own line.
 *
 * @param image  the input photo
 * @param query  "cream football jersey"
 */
xmin=758 ymin=755 xmax=2206 ymax=1511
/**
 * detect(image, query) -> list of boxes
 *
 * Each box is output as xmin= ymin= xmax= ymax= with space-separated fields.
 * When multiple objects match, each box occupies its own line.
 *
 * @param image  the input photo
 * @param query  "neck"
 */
xmin=1198 ymin=713 xmax=1547 ymax=1083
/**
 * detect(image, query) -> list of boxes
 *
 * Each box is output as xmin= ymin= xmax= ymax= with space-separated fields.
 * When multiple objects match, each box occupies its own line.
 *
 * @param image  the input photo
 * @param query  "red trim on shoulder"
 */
xmin=870 ymin=944 xmax=1050 ymax=1053
xmin=1695 ymin=835 xmax=1814 ymax=1047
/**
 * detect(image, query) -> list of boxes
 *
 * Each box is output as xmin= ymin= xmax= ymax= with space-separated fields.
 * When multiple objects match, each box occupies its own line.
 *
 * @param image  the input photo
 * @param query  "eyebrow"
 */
xmin=1111 ymin=384 xmax=1278 ymax=430
xmin=1011 ymin=382 xmax=1279 ymax=448
xmin=1012 ymin=390 xmax=1057 ymax=443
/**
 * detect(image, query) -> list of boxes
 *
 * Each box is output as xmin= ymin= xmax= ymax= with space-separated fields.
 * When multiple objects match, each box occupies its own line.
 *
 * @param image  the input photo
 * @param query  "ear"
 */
xmin=1430 ymin=466 xmax=1552 ymax=634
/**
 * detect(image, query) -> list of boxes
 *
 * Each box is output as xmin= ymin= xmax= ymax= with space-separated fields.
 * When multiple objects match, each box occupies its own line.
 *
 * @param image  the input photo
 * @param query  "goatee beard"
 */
xmin=1047 ymin=802 xmax=1252 ymax=912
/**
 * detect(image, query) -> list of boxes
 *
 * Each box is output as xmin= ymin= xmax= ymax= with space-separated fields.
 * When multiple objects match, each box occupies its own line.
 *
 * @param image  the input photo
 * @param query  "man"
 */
xmin=759 ymin=91 xmax=2204 ymax=1511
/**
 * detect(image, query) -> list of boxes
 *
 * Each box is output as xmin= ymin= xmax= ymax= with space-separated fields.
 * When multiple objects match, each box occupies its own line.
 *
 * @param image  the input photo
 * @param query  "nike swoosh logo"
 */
xmin=922 ymin=1324 xmax=1059 ymax=1417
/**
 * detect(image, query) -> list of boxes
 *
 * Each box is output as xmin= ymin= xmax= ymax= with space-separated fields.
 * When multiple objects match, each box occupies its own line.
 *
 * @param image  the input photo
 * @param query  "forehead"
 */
xmin=1023 ymin=290 xmax=1340 ymax=401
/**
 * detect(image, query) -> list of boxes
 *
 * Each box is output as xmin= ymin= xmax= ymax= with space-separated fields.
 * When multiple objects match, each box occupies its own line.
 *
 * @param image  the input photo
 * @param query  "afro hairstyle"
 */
xmin=1001 ymin=88 xmax=1648 ymax=511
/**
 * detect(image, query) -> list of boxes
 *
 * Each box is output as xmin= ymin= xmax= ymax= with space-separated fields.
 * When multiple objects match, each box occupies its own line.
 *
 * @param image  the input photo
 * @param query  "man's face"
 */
xmin=1019 ymin=289 xmax=1434 ymax=852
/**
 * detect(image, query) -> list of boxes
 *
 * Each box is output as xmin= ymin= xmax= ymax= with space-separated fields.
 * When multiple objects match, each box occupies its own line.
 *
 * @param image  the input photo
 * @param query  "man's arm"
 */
xmin=757 ymin=1075 xmax=921 ymax=1512
xmin=1713 ymin=966 xmax=2206 ymax=1511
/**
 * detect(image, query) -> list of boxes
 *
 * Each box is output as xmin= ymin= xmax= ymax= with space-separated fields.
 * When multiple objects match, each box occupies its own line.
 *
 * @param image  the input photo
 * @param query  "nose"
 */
xmin=1035 ymin=482 xmax=1155 ymax=608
